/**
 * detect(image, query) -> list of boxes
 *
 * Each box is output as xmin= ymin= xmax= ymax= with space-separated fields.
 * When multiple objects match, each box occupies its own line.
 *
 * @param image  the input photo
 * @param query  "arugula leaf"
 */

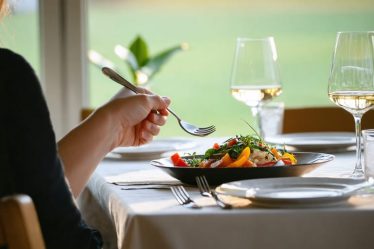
xmin=184 ymin=153 xmax=203 ymax=168
xmin=204 ymin=148 xmax=217 ymax=159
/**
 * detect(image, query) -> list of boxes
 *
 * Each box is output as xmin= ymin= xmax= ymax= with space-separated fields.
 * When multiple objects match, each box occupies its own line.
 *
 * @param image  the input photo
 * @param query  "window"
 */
xmin=86 ymin=0 xmax=374 ymax=137
xmin=0 ymin=0 xmax=39 ymax=74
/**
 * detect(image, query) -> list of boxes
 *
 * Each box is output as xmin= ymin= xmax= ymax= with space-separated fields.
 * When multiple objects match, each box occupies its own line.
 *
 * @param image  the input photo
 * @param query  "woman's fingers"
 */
xmin=137 ymin=87 xmax=153 ymax=95
xmin=157 ymin=107 xmax=169 ymax=116
xmin=147 ymin=112 xmax=167 ymax=126
xmin=141 ymin=129 xmax=155 ymax=143
xmin=146 ymin=95 xmax=171 ymax=112
xmin=142 ymin=120 xmax=161 ymax=136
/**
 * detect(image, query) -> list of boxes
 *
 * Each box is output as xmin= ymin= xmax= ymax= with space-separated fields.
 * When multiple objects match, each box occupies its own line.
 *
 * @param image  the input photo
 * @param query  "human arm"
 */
xmin=2 ymin=48 xmax=103 ymax=248
xmin=58 ymin=89 xmax=170 ymax=198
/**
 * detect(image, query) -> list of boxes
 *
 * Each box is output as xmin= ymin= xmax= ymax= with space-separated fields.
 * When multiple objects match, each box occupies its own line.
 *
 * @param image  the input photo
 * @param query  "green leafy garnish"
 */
xmin=184 ymin=153 xmax=202 ymax=168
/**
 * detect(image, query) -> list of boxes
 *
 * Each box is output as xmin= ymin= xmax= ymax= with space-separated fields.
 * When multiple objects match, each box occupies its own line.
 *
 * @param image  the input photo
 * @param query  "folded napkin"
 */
xmin=105 ymin=169 xmax=180 ymax=186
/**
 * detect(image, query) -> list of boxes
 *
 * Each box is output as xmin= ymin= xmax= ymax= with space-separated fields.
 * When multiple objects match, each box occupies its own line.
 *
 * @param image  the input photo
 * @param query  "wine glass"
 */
xmin=230 ymin=37 xmax=282 ymax=136
xmin=328 ymin=31 xmax=374 ymax=178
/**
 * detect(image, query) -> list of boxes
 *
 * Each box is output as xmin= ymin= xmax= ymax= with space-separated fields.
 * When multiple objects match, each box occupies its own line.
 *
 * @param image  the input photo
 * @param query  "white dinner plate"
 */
xmin=265 ymin=132 xmax=355 ymax=151
xmin=110 ymin=138 xmax=197 ymax=160
xmin=216 ymin=177 xmax=366 ymax=208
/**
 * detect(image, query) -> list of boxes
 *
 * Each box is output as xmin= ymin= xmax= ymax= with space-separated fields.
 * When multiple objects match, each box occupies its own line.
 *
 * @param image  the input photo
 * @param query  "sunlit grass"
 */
xmin=88 ymin=7 xmax=374 ymax=137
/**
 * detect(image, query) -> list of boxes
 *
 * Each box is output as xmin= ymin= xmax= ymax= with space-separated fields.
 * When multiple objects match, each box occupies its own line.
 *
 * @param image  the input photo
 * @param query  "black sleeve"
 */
xmin=0 ymin=48 xmax=103 ymax=249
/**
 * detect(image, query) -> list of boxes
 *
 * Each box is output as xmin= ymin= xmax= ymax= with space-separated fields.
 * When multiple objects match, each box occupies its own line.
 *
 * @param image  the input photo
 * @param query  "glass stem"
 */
xmin=353 ymin=114 xmax=364 ymax=178
xmin=251 ymin=105 xmax=262 ymax=137
xmin=251 ymin=106 xmax=259 ymax=117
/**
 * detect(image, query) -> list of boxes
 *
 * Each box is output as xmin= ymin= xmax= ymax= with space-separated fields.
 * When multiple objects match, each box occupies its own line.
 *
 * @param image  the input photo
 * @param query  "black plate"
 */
xmin=150 ymin=152 xmax=334 ymax=185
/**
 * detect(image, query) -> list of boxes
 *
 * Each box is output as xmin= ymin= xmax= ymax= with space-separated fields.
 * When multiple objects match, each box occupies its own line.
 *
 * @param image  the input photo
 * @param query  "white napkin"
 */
xmin=104 ymin=169 xmax=180 ymax=185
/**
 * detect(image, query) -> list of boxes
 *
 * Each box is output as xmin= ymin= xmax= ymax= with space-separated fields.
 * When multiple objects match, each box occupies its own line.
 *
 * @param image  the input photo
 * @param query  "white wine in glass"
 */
xmin=328 ymin=31 xmax=374 ymax=178
xmin=230 ymin=37 xmax=282 ymax=134
xmin=231 ymin=85 xmax=282 ymax=107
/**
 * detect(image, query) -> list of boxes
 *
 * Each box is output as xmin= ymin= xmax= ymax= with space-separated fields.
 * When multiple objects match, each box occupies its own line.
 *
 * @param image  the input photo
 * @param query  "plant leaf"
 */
xmin=114 ymin=44 xmax=138 ymax=82
xmin=141 ymin=43 xmax=187 ymax=80
xmin=129 ymin=35 xmax=149 ymax=67
xmin=88 ymin=49 xmax=118 ymax=70
xmin=114 ymin=44 xmax=139 ymax=70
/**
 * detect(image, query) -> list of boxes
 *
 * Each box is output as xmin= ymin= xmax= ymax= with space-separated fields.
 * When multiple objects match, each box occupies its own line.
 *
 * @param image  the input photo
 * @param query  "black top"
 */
xmin=0 ymin=48 xmax=103 ymax=249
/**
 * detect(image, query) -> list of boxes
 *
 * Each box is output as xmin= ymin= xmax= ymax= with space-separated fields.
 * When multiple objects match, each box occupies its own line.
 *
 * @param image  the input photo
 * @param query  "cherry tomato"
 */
xmin=227 ymin=138 xmax=238 ymax=147
xmin=170 ymin=153 xmax=189 ymax=167
xmin=213 ymin=143 xmax=220 ymax=150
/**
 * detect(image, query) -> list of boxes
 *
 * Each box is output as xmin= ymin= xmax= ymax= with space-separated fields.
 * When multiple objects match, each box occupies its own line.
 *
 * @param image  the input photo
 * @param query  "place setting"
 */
xmin=264 ymin=132 xmax=356 ymax=152
xmin=100 ymin=32 xmax=374 ymax=211
xmin=75 ymin=30 xmax=374 ymax=249
xmin=106 ymin=137 xmax=198 ymax=161
xmin=149 ymin=32 xmax=374 ymax=210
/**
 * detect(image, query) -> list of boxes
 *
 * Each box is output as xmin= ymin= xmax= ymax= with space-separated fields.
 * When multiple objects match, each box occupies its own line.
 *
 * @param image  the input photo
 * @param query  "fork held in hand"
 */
xmin=170 ymin=186 xmax=201 ymax=209
xmin=195 ymin=175 xmax=232 ymax=209
xmin=102 ymin=67 xmax=216 ymax=137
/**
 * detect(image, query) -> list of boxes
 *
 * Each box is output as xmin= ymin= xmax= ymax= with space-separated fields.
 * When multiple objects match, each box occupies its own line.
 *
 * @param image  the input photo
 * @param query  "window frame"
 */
xmin=39 ymin=0 xmax=87 ymax=139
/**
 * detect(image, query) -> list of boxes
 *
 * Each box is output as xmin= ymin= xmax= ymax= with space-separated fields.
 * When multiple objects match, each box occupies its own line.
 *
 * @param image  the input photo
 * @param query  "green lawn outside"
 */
xmin=88 ymin=5 xmax=374 ymax=137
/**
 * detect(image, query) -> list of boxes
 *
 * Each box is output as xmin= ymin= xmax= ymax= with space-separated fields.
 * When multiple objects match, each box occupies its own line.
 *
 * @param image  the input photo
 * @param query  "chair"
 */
xmin=283 ymin=106 xmax=374 ymax=133
xmin=0 ymin=195 xmax=46 ymax=249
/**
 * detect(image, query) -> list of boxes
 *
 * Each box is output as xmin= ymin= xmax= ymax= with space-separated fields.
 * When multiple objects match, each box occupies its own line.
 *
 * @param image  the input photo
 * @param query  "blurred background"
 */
xmin=1 ymin=0 xmax=374 ymax=137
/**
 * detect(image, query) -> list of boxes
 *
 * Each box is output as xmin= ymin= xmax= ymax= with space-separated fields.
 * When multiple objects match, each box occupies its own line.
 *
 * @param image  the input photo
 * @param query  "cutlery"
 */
xmin=195 ymin=175 xmax=232 ymax=209
xmin=112 ymin=182 xmax=180 ymax=186
xmin=102 ymin=67 xmax=216 ymax=137
xmin=121 ymin=186 xmax=171 ymax=190
xmin=308 ymin=154 xmax=335 ymax=164
xmin=170 ymin=186 xmax=201 ymax=209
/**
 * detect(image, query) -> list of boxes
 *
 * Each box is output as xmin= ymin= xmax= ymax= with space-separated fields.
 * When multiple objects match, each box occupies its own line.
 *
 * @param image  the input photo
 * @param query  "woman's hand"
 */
xmin=58 ymin=88 xmax=171 ymax=197
xmin=103 ymin=92 xmax=171 ymax=148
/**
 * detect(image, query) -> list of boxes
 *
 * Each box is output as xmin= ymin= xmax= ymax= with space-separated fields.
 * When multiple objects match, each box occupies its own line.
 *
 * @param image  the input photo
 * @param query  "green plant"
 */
xmin=89 ymin=35 xmax=188 ymax=86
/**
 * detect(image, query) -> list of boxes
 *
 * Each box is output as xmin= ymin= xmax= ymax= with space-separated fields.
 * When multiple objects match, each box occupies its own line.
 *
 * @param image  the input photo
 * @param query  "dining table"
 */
xmin=78 ymin=137 xmax=374 ymax=249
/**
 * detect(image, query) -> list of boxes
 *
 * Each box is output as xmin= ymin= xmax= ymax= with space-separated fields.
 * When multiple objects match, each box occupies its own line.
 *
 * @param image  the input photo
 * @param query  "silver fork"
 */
xmin=102 ymin=67 xmax=216 ymax=137
xmin=195 ymin=176 xmax=232 ymax=209
xmin=170 ymin=186 xmax=201 ymax=209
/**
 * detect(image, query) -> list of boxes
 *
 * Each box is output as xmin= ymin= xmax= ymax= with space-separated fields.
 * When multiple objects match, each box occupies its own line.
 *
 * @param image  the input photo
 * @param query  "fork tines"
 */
xmin=102 ymin=67 xmax=216 ymax=137
xmin=191 ymin=126 xmax=216 ymax=137
xmin=170 ymin=186 xmax=201 ymax=209
xmin=195 ymin=175 xmax=232 ymax=209
xmin=196 ymin=175 xmax=210 ymax=194
xmin=196 ymin=126 xmax=216 ymax=134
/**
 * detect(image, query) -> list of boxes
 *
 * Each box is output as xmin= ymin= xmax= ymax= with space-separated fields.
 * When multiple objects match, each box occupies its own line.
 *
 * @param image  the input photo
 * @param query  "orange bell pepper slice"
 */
xmin=227 ymin=147 xmax=251 ymax=167
xmin=221 ymin=153 xmax=233 ymax=167
xmin=242 ymin=159 xmax=255 ymax=167
xmin=271 ymin=148 xmax=282 ymax=160
xmin=281 ymin=152 xmax=297 ymax=164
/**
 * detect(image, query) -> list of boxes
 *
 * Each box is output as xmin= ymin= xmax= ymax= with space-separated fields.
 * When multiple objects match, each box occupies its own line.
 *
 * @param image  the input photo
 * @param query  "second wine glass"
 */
xmin=328 ymin=31 xmax=374 ymax=178
xmin=230 ymin=37 xmax=282 ymax=136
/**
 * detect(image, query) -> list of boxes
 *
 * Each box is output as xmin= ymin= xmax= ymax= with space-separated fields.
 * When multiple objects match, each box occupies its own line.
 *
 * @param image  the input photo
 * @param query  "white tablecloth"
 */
xmin=78 ymin=138 xmax=374 ymax=249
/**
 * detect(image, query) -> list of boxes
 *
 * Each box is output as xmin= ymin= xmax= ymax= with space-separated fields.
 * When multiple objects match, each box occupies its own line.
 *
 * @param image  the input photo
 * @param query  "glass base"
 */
xmin=351 ymin=169 xmax=365 ymax=179
xmin=339 ymin=169 xmax=365 ymax=179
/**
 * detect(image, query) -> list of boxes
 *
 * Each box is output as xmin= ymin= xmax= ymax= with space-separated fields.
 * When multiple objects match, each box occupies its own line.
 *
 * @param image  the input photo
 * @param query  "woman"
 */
xmin=0 ymin=1 xmax=170 ymax=248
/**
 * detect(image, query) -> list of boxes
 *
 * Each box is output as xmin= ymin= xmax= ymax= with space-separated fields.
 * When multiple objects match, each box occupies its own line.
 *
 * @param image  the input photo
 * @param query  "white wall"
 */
xmin=39 ymin=0 xmax=87 ymax=139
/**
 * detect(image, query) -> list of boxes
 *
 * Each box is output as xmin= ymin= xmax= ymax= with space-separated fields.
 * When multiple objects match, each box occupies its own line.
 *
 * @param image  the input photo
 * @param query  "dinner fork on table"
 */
xmin=102 ymin=67 xmax=216 ymax=137
xmin=195 ymin=175 xmax=232 ymax=209
xmin=170 ymin=186 xmax=201 ymax=209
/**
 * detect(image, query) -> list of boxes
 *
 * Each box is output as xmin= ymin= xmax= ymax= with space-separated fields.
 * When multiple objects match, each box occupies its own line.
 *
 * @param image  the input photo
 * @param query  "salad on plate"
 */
xmin=170 ymin=134 xmax=297 ymax=168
